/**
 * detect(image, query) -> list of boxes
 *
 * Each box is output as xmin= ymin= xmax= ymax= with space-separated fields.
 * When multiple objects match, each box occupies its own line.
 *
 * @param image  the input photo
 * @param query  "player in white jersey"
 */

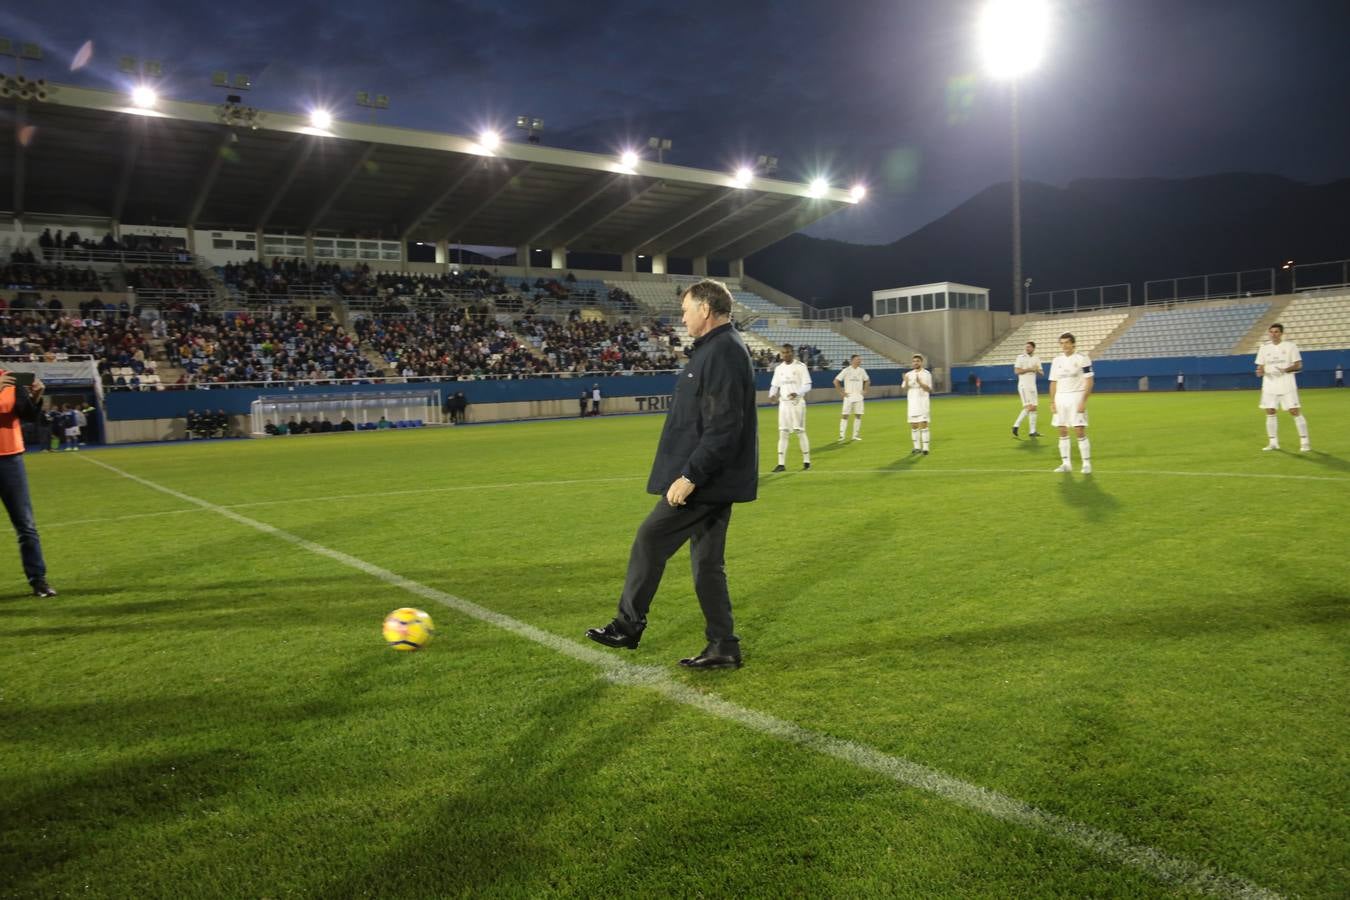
xmin=903 ymin=354 xmax=933 ymax=455
xmin=1048 ymin=332 xmax=1093 ymax=474
xmin=833 ymin=355 xmax=869 ymax=441
xmin=1011 ymin=341 xmax=1043 ymax=438
xmin=768 ymin=344 xmax=812 ymax=471
xmin=1254 ymin=322 xmax=1311 ymax=452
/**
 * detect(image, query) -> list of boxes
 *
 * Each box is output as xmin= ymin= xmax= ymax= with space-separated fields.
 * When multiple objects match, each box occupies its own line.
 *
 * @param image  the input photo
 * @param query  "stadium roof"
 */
xmin=2 ymin=84 xmax=858 ymax=261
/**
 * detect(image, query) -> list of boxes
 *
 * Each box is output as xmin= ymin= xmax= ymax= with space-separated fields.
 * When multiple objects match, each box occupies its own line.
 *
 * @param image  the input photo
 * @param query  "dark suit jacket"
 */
xmin=646 ymin=322 xmax=758 ymax=504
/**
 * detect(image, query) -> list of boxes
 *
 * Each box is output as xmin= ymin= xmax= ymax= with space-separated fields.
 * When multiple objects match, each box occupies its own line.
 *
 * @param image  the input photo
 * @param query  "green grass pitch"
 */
xmin=2 ymin=390 xmax=1347 ymax=898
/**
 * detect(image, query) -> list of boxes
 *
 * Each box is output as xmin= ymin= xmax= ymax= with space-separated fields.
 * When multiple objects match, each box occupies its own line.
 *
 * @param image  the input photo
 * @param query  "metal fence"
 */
xmin=1292 ymin=258 xmax=1350 ymax=293
xmin=1026 ymin=283 xmax=1131 ymax=314
xmin=1143 ymin=269 xmax=1273 ymax=305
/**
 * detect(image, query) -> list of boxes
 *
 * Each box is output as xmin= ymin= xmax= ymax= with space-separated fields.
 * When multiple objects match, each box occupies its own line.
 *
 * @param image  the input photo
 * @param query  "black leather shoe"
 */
xmin=31 ymin=580 xmax=58 ymax=598
xmin=678 ymin=646 xmax=742 ymax=669
xmin=771 ymin=464 xmax=786 ymax=473
xmin=586 ymin=621 xmax=641 ymax=649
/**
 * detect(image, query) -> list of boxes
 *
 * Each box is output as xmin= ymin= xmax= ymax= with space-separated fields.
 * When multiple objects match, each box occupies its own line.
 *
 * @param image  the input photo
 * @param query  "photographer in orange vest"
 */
xmin=0 ymin=370 xmax=56 ymax=597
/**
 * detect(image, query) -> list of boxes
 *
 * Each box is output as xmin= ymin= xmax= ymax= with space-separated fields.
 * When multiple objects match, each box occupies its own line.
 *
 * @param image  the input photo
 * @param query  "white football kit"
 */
xmin=1255 ymin=340 xmax=1302 ymax=410
xmin=904 ymin=368 xmax=932 ymax=422
xmin=770 ymin=359 xmax=812 ymax=432
xmin=1049 ymin=351 xmax=1093 ymax=427
xmin=836 ymin=365 xmax=869 ymax=415
xmin=1014 ymin=353 xmax=1042 ymax=406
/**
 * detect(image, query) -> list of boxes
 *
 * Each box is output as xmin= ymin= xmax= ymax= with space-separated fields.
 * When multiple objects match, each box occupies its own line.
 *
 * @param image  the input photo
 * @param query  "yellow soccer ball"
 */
xmin=383 ymin=607 xmax=435 ymax=651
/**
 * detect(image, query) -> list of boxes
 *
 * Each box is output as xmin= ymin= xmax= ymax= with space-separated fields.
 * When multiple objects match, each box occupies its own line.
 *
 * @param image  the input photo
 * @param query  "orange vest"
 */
xmin=0 ymin=374 xmax=27 ymax=456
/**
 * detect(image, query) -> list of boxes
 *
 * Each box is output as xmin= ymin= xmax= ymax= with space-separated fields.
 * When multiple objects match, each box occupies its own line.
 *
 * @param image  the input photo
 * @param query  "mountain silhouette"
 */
xmin=747 ymin=174 xmax=1350 ymax=313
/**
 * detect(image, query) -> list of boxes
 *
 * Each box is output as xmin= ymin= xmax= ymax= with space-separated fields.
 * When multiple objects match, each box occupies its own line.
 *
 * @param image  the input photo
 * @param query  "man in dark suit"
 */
xmin=586 ymin=279 xmax=758 ymax=669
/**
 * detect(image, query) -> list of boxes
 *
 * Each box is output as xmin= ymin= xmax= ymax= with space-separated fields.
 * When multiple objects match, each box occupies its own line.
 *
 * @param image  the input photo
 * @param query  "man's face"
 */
xmin=1059 ymin=337 xmax=1075 ymax=355
xmin=1026 ymin=343 xmax=1035 ymax=355
xmin=781 ymin=346 xmax=795 ymax=364
xmin=1268 ymin=326 xmax=1283 ymax=344
xmin=682 ymin=296 xmax=710 ymax=338
xmin=850 ymin=357 xmax=861 ymax=368
xmin=911 ymin=357 xmax=923 ymax=370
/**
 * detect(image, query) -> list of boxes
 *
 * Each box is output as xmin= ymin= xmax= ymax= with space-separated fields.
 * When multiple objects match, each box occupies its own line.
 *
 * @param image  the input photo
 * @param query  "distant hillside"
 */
xmin=747 ymin=174 xmax=1350 ymax=313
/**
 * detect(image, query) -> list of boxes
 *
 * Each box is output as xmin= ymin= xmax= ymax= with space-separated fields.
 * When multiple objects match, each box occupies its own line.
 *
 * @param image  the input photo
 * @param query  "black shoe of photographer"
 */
xmin=31 ymin=580 xmax=58 ymax=598
xmin=585 ymin=621 xmax=641 ymax=650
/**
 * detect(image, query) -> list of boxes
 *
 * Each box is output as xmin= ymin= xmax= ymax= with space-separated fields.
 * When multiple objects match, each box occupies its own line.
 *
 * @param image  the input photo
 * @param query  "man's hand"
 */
xmin=1077 ymin=401 xmax=1087 ymax=414
xmin=0 ymin=374 xmax=13 ymax=390
xmin=788 ymin=392 xmax=798 ymax=400
xmin=30 ymin=376 xmax=44 ymax=399
xmin=665 ymin=476 xmax=695 ymax=507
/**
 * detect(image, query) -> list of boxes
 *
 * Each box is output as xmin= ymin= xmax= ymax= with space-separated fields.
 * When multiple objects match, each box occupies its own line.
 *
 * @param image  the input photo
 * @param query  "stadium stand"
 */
xmin=1098 ymin=302 xmax=1271 ymax=358
xmin=750 ymin=323 xmax=895 ymax=370
xmin=967 ymin=310 xmax=1132 ymax=365
xmin=164 ymin=310 xmax=374 ymax=385
xmin=1249 ymin=293 xmax=1350 ymax=351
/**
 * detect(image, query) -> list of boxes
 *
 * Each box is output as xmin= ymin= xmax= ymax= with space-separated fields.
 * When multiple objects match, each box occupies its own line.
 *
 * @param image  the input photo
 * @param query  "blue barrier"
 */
xmin=952 ymin=350 xmax=1349 ymax=395
xmin=104 ymin=368 xmax=908 ymax=421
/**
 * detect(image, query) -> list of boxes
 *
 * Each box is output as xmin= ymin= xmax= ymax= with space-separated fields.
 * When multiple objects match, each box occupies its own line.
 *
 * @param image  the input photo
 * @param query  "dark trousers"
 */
xmin=617 ymin=499 xmax=738 ymax=649
xmin=0 ymin=452 xmax=47 ymax=583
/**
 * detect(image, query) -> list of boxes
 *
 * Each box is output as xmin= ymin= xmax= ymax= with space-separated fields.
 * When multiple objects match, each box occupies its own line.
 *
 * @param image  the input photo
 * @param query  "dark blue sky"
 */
xmin=4 ymin=0 xmax=1348 ymax=244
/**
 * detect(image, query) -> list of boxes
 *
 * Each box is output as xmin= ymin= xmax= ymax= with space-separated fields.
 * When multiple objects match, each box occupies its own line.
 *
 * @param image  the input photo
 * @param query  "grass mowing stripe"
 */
xmin=79 ymin=454 xmax=1284 ymax=900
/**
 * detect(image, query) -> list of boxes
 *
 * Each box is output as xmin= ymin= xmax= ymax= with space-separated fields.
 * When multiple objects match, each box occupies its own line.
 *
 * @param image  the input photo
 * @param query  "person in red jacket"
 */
xmin=0 ymin=370 xmax=56 ymax=596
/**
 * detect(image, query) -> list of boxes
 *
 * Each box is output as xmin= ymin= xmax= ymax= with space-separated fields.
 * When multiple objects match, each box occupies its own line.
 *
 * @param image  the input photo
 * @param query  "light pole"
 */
xmin=979 ymin=0 xmax=1049 ymax=316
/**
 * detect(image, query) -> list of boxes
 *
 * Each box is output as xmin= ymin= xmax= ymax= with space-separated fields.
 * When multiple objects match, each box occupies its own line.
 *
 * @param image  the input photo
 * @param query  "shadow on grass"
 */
xmin=1288 ymin=450 xmax=1350 ymax=474
xmin=0 ymin=748 xmax=253 ymax=891
xmin=319 ymin=682 xmax=681 ymax=897
xmin=1013 ymin=436 xmax=1050 ymax=453
xmin=825 ymin=594 xmax=1350 ymax=660
xmin=1056 ymin=472 xmax=1121 ymax=521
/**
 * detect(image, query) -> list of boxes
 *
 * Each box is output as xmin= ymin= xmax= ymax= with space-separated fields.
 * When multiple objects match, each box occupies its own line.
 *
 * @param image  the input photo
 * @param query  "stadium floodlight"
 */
xmin=647 ymin=136 xmax=672 ymax=162
xmin=478 ymin=129 xmax=501 ymax=152
xmin=619 ymin=149 xmax=640 ymax=170
xmin=130 ymin=85 xmax=158 ymax=109
xmin=732 ymin=166 xmax=754 ymax=188
xmin=978 ymin=0 xmax=1050 ymax=80
xmin=310 ymin=109 xmax=333 ymax=130
xmin=978 ymin=0 xmax=1049 ymax=316
xmin=514 ymin=115 xmax=543 ymax=143
xmin=808 ymin=177 xmax=829 ymax=198
xmin=849 ymin=184 xmax=867 ymax=202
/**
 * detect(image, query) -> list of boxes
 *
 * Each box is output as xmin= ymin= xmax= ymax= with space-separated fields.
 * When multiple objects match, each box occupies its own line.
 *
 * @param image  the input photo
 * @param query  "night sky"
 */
xmin=4 ymin=0 xmax=1349 ymax=245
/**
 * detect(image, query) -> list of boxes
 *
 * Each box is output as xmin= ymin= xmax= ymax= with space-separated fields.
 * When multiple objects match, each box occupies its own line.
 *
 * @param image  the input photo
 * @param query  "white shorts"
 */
xmin=777 ymin=398 xmax=806 ymax=432
xmin=1051 ymin=394 xmax=1088 ymax=428
xmin=64 ymin=427 xmax=80 ymax=437
xmin=1018 ymin=384 xmax=1039 ymax=406
xmin=841 ymin=397 xmax=864 ymax=416
xmin=906 ymin=398 xmax=930 ymax=423
xmin=1259 ymin=389 xmax=1301 ymax=411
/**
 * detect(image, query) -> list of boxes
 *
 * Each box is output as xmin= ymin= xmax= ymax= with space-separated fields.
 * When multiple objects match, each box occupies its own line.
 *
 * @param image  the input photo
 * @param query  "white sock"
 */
xmin=1078 ymin=437 xmax=1091 ymax=462
xmin=799 ymin=432 xmax=811 ymax=462
xmin=1294 ymin=415 xmax=1309 ymax=441
xmin=1059 ymin=437 xmax=1071 ymax=464
xmin=911 ymin=429 xmax=920 ymax=450
xmin=853 ymin=418 xmax=862 ymax=438
xmin=1265 ymin=415 xmax=1279 ymax=444
xmin=839 ymin=420 xmax=847 ymax=440
xmin=777 ymin=431 xmax=788 ymax=464
xmin=921 ymin=427 xmax=930 ymax=451
xmin=1029 ymin=412 xmax=1037 ymax=432
xmin=1014 ymin=410 xmax=1027 ymax=427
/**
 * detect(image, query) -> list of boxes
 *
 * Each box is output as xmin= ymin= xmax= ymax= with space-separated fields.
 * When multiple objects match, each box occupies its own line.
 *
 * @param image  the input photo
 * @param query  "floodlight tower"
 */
xmin=978 ymin=0 xmax=1049 ymax=315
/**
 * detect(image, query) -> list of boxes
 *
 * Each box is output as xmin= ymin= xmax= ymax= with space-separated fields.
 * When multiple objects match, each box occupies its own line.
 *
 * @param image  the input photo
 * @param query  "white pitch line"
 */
xmin=79 ymin=454 xmax=1280 ymax=899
